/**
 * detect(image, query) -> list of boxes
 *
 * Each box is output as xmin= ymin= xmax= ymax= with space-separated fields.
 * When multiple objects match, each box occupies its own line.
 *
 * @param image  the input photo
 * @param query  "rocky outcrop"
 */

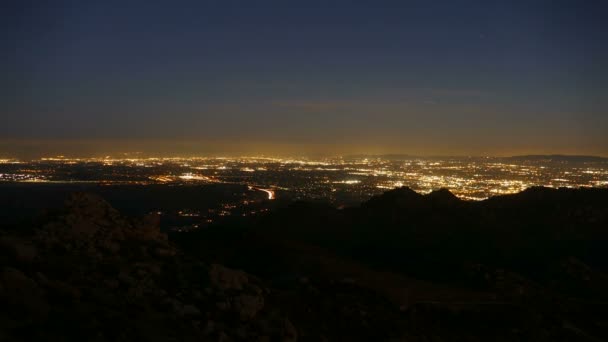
xmin=0 ymin=193 xmax=296 ymax=342
xmin=0 ymin=236 xmax=37 ymax=264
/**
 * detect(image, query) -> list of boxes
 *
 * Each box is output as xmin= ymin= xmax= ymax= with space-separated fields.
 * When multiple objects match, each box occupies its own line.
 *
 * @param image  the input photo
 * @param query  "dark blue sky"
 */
xmin=2 ymin=0 xmax=607 ymax=157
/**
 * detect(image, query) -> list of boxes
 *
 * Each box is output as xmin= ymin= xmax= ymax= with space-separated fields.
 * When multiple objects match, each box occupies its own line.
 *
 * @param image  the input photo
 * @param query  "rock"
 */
xmin=216 ymin=301 xmax=231 ymax=311
xmin=47 ymin=279 xmax=81 ymax=299
xmin=209 ymin=264 xmax=249 ymax=291
xmin=235 ymin=325 xmax=248 ymax=338
xmin=102 ymin=241 xmax=121 ymax=253
xmin=204 ymin=320 xmax=216 ymax=334
xmin=218 ymin=331 xmax=232 ymax=342
xmin=153 ymin=247 xmax=176 ymax=258
xmin=104 ymin=279 xmax=119 ymax=289
xmin=36 ymin=192 xmax=169 ymax=261
xmin=233 ymin=294 xmax=264 ymax=320
xmin=118 ymin=271 xmax=136 ymax=286
xmin=134 ymin=262 xmax=162 ymax=276
xmin=164 ymin=297 xmax=184 ymax=314
xmin=2 ymin=267 xmax=38 ymax=294
xmin=259 ymin=316 xmax=298 ymax=342
xmin=248 ymin=283 xmax=264 ymax=295
xmin=64 ymin=193 xmax=119 ymax=220
xmin=181 ymin=304 xmax=202 ymax=317
xmin=1 ymin=267 xmax=49 ymax=318
xmin=34 ymin=272 xmax=49 ymax=286
xmin=340 ymin=277 xmax=356 ymax=284
xmin=0 ymin=236 xmax=37 ymax=263
xmin=134 ymin=213 xmax=166 ymax=241
xmin=282 ymin=318 xmax=298 ymax=342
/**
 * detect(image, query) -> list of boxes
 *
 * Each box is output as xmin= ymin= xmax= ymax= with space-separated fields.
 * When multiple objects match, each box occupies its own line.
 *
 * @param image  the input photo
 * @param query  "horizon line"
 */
xmin=2 ymin=153 xmax=608 ymax=162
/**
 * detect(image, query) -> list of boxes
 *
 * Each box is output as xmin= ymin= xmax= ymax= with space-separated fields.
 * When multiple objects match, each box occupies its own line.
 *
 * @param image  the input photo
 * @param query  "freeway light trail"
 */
xmin=258 ymin=188 xmax=275 ymax=200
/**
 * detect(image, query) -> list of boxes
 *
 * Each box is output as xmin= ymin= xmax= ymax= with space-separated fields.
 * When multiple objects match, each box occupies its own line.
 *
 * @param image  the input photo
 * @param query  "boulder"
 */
xmin=209 ymin=264 xmax=249 ymax=291
xmin=0 ymin=236 xmax=37 ymax=264
xmin=1 ymin=267 xmax=49 ymax=318
xmin=233 ymin=294 xmax=264 ymax=320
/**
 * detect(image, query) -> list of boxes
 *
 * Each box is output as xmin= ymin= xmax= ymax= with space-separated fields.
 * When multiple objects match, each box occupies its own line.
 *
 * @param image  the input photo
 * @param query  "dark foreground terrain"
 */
xmin=2 ymin=186 xmax=608 ymax=341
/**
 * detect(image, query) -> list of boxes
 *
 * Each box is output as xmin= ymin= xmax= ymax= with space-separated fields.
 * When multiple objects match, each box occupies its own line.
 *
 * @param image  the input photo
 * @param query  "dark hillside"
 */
xmin=2 ymin=187 xmax=608 ymax=341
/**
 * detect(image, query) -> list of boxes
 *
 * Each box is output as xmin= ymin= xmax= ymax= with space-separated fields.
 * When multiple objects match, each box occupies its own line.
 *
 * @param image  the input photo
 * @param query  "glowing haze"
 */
xmin=2 ymin=1 xmax=607 ymax=158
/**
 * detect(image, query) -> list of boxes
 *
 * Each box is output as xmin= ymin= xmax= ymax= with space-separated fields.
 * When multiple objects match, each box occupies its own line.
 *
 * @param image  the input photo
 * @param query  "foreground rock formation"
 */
xmin=0 ymin=193 xmax=295 ymax=342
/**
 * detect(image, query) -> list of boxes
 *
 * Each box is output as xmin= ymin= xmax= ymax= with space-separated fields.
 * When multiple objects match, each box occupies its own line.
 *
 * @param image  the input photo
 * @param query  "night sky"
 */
xmin=2 ymin=1 xmax=607 ymax=157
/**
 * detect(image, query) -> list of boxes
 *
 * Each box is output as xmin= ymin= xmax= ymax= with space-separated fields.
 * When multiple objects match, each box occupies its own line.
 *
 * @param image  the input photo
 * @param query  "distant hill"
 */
xmin=344 ymin=154 xmax=608 ymax=162
xmin=505 ymin=154 xmax=608 ymax=162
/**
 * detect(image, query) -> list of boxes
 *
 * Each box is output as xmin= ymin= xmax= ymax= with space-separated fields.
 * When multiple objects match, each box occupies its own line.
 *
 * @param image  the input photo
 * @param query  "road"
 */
xmin=248 ymin=186 xmax=275 ymax=200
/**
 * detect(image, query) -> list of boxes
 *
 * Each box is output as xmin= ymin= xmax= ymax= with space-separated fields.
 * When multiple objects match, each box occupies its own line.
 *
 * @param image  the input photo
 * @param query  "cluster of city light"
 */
xmin=0 ymin=159 xmax=21 ymax=164
xmin=0 ymin=173 xmax=47 ymax=182
xmin=178 ymin=173 xmax=213 ymax=181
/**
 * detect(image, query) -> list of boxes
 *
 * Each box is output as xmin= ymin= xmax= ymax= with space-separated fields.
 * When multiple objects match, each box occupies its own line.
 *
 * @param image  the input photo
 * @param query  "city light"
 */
xmin=0 ymin=156 xmax=606 ymax=201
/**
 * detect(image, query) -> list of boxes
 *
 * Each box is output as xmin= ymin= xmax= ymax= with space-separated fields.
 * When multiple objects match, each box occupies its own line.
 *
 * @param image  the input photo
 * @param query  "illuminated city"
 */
xmin=1 ymin=155 xmax=607 ymax=202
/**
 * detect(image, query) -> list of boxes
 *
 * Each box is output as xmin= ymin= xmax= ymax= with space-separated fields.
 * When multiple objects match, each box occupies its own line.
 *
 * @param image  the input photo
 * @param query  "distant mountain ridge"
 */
xmin=344 ymin=154 xmax=608 ymax=161
xmin=504 ymin=154 xmax=608 ymax=162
